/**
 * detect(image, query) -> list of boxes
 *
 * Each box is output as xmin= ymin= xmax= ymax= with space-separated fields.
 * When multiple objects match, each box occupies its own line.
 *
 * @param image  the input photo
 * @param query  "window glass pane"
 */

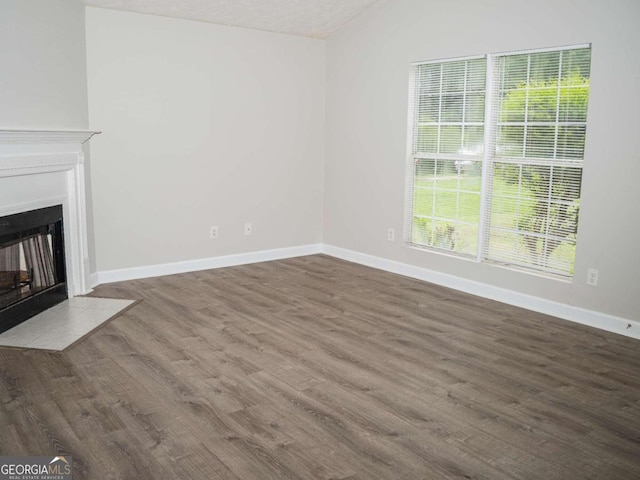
xmin=561 ymin=49 xmax=591 ymax=84
xmin=556 ymin=125 xmax=586 ymax=159
xmin=418 ymin=64 xmax=441 ymax=94
xmin=462 ymin=126 xmax=484 ymax=155
xmin=441 ymin=95 xmax=464 ymax=122
xmin=550 ymin=166 xmax=582 ymax=202
xmin=431 ymin=221 xmax=458 ymax=251
xmin=497 ymin=125 xmax=524 ymax=157
xmin=465 ymin=93 xmax=485 ymax=122
xmin=459 ymin=170 xmax=482 ymax=191
xmin=499 ymin=90 xmax=526 ymax=123
xmin=413 ymin=192 xmax=434 ymax=218
xmin=558 ymin=87 xmax=588 ymax=122
xmin=525 ymin=125 xmax=556 ymax=158
xmin=546 ymin=241 xmax=576 ymax=274
xmin=526 ymin=86 xmax=558 ymax=122
xmin=521 ymin=165 xmax=552 ymax=198
xmin=441 ymin=63 xmax=465 ymax=93
xmin=440 ymin=126 xmax=463 ymax=154
xmin=529 ymin=51 xmax=560 ymax=82
xmin=418 ymin=95 xmax=440 ymax=123
xmin=414 ymin=158 xmax=436 ymax=178
xmin=416 ymin=125 xmax=438 ymax=154
xmin=458 ymin=192 xmax=482 ymax=218
xmin=500 ymin=55 xmax=528 ymax=91
xmin=455 ymin=225 xmax=479 ymax=256
xmin=466 ymin=61 xmax=487 ymax=92
xmin=412 ymin=217 xmax=433 ymax=245
xmin=410 ymin=158 xmax=481 ymax=255
xmin=413 ymin=58 xmax=486 ymax=158
xmin=486 ymin=162 xmax=581 ymax=275
xmin=497 ymin=47 xmax=590 ymax=165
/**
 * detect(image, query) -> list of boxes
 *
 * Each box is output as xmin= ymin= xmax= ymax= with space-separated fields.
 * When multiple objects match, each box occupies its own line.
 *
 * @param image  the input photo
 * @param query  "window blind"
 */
xmin=406 ymin=45 xmax=591 ymax=278
xmin=483 ymin=47 xmax=591 ymax=275
xmin=407 ymin=57 xmax=486 ymax=255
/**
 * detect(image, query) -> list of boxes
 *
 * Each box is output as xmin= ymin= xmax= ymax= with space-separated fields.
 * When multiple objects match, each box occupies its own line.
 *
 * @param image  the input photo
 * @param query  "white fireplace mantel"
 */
xmin=0 ymin=129 xmax=99 ymax=145
xmin=0 ymin=129 xmax=101 ymax=297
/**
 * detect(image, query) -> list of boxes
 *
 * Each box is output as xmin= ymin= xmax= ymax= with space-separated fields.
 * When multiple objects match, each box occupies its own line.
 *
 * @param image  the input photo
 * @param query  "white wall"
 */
xmin=324 ymin=0 xmax=640 ymax=321
xmin=0 ymin=0 xmax=89 ymax=129
xmin=0 ymin=0 xmax=96 ymax=274
xmin=86 ymin=8 xmax=325 ymax=272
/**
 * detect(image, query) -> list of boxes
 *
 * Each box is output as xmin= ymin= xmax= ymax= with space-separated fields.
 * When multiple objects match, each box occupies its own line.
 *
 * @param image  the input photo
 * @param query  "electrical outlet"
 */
xmin=387 ymin=228 xmax=395 ymax=242
xmin=209 ymin=226 xmax=218 ymax=239
xmin=244 ymin=223 xmax=253 ymax=235
xmin=587 ymin=268 xmax=599 ymax=286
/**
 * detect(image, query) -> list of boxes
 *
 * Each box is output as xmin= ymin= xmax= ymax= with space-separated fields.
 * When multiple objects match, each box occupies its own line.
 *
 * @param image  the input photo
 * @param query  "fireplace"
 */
xmin=0 ymin=205 xmax=68 ymax=333
xmin=0 ymin=129 xmax=100 ymax=332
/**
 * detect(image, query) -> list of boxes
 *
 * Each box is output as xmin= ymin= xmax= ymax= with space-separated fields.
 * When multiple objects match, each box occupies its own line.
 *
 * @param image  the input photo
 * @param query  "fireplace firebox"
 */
xmin=0 ymin=205 xmax=67 ymax=334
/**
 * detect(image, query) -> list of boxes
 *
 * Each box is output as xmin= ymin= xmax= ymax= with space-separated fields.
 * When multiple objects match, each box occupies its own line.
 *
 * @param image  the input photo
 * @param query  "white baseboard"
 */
xmin=322 ymin=244 xmax=640 ymax=341
xmin=94 ymin=241 xmax=638 ymax=341
xmin=97 ymin=243 xmax=323 ymax=285
xmin=88 ymin=272 xmax=99 ymax=290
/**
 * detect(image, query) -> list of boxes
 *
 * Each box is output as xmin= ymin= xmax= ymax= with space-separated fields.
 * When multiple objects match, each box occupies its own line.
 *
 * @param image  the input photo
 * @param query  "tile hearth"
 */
xmin=0 ymin=297 xmax=135 ymax=351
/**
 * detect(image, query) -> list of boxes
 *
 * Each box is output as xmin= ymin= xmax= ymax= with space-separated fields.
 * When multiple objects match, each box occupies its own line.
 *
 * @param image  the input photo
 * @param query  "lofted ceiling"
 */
xmin=81 ymin=0 xmax=380 ymax=39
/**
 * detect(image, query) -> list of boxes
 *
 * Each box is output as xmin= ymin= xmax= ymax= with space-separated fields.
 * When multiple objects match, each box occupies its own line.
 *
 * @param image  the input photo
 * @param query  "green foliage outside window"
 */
xmin=494 ymin=73 xmax=589 ymax=271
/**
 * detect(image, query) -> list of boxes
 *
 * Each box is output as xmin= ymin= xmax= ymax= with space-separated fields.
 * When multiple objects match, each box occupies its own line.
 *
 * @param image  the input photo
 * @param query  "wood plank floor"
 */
xmin=1 ymin=254 xmax=639 ymax=479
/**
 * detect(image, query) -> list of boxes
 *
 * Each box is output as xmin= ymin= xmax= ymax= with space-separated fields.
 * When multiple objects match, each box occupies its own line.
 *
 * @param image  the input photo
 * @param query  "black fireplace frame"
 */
xmin=0 ymin=205 xmax=67 ymax=334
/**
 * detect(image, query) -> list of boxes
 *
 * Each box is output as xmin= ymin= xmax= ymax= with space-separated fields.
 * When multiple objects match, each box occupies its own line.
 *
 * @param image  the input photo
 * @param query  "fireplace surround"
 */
xmin=0 ymin=129 xmax=99 ymax=331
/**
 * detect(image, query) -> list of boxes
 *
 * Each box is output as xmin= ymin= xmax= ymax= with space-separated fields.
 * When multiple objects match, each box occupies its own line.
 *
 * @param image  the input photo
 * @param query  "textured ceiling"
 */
xmin=82 ymin=0 xmax=380 ymax=38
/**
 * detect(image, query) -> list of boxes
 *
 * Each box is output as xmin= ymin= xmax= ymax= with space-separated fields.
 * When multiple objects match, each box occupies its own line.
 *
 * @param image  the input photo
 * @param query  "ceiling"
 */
xmin=82 ymin=0 xmax=380 ymax=39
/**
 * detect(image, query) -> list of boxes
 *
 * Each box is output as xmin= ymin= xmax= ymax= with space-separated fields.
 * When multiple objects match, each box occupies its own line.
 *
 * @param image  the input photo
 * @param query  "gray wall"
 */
xmin=86 ymin=8 xmax=325 ymax=272
xmin=324 ymin=0 xmax=640 ymax=320
xmin=0 ymin=0 xmax=89 ymax=129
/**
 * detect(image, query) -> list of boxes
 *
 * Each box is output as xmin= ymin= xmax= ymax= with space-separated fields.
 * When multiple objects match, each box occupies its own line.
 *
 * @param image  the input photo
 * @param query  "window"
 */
xmin=406 ymin=45 xmax=591 ymax=277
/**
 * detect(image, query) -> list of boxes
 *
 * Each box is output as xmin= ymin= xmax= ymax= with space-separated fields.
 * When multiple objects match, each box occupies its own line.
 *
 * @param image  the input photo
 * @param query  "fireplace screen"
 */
xmin=0 ymin=233 xmax=57 ymax=308
xmin=0 ymin=205 xmax=67 ymax=333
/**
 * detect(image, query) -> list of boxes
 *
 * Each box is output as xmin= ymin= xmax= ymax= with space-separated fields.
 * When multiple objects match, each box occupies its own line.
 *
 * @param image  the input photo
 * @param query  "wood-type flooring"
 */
xmin=0 ymin=254 xmax=639 ymax=479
